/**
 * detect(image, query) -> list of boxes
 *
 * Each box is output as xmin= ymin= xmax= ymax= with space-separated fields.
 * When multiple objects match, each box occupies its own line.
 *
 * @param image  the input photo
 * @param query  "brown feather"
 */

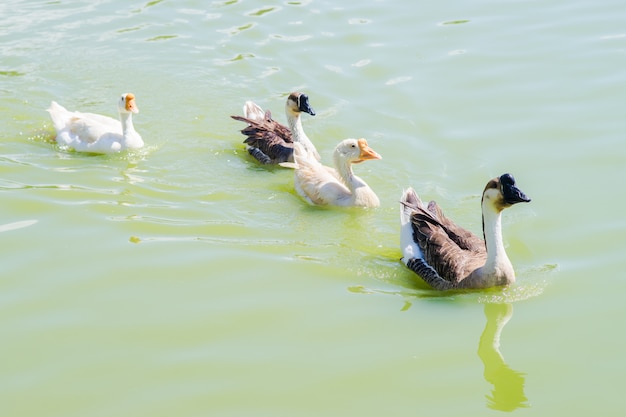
xmin=230 ymin=114 xmax=295 ymax=164
xmin=426 ymin=200 xmax=485 ymax=252
xmin=402 ymin=174 xmax=529 ymax=290
xmin=411 ymin=206 xmax=487 ymax=285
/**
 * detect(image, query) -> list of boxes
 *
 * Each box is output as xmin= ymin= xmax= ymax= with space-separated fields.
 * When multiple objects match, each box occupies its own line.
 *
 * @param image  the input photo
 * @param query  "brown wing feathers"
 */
xmin=426 ymin=201 xmax=485 ymax=252
xmin=230 ymin=113 xmax=294 ymax=164
xmin=411 ymin=203 xmax=486 ymax=285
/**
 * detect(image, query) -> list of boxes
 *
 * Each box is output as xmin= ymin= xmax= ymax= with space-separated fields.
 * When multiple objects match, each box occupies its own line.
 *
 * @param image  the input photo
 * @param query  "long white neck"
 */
xmin=334 ymin=152 xmax=356 ymax=188
xmin=287 ymin=111 xmax=319 ymax=160
xmin=481 ymin=202 xmax=514 ymax=282
xmin=119 ymin=111 xmax=143 ymax=149
xmin=333 ymin=153 xmax=379 ymax=207
xmin=120 ymin=111 xmax=134 ymax=134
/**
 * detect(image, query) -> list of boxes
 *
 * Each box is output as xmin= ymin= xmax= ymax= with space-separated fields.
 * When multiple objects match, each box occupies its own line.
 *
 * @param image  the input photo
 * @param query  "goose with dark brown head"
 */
xmin=231 ymin=92 xmax=320 ymax=165
xmin=400 ymin=174 xmax=531 ymax=290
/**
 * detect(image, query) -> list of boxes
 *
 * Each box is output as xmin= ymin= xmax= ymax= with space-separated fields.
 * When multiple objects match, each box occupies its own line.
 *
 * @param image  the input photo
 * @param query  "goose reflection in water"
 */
xmin=478 ymin=303 xmax=530 ymax=411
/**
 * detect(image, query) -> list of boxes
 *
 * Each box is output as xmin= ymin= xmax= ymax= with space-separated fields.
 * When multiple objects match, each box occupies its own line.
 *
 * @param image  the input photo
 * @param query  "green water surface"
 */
xmin=1 ymin=1 xmax=625 ymax=416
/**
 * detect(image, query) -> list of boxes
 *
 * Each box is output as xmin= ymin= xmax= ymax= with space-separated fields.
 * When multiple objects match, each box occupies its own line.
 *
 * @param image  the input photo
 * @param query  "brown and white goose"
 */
xmin=400 ymin=174 xmax=531 ymax=290
xmin=292 ymin=138 xmax=381 ymax=208
xmin=231 ymin=92 xmax=320 ymax=164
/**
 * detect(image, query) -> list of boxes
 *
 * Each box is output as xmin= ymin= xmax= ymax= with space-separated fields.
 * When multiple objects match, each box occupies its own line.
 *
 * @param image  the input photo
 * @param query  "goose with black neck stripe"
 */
xmin=231 ymin=92 xmax=320 ymax=165
xmin=400 ymin=173 xmax=531 ymax=290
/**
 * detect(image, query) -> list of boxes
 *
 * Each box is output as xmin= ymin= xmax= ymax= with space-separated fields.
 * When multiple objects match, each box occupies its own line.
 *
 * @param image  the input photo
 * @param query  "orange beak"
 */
xmin=125 ymin=93 xmax=139 ymax=113
xmin=356 ymin=138 xmax=382 ymax=162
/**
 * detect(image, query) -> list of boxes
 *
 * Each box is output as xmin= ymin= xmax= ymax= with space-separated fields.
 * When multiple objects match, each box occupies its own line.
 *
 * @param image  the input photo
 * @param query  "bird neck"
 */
xmin=481 ymin=201 xmax=514 ymax=283
xmin=334 ymin=152 xmax=356 ymax=188
xmin=119 ymin=111 xmax=135 ymax=134
xmin=331 ymin=151 xmax=379 ymax=207
xmin=334 ymin=153 xmax=372 ymax=194
xmin=287 ymin=112 xmax=315 ymax=153
xmin=119 ymin=111 xmax=143 ymax=148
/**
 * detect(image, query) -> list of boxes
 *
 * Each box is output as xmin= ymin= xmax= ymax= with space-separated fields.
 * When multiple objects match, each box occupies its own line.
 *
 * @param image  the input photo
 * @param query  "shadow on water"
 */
xmin=479 ymin=302 xmax=530 ymax=411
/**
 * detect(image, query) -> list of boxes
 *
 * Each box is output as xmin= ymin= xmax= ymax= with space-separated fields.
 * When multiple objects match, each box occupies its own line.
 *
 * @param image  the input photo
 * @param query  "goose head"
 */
xmin=335 ymin=138 xmax=382 ymax=164
xmin=482 ymin=173 xmax=531 ymax=212
xmin=118 ymin=93 xmax=139 ymax=114
xmin=285 ymin=92 xmax=316 ymax=117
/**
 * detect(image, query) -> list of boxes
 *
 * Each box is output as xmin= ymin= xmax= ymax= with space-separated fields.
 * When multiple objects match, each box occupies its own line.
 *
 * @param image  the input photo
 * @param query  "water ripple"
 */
xmin=348 ymin=18 xmax=372 ymax=25
xmin=271 ymin=34 xmax=312 ymax=42
xmin=132 ymin=0 xmax=165 ymax=13
xmin=248 ymin=7 xmax=278 ymax=17
xmin=214 ymin=53 xmax=255 ymax=66
xmin=0 ymin=219 xmax=38 ymax=233
xmin=146 ymin=35 xmax=178 ymax=42
xmin=218 ymin=23 xmax=255 ymax=36
xmin=0 ymin=70 xmax=25 ymax=77
xmin=440 ymin=19 xmax=471 ymax=26
xmin=385 ymin=76 xmax=412 ymax=85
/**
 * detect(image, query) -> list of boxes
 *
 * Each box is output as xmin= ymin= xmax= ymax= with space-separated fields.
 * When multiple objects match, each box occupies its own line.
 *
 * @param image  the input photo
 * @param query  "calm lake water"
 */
xmin=2 ymin=0 xmax=625 ymax=416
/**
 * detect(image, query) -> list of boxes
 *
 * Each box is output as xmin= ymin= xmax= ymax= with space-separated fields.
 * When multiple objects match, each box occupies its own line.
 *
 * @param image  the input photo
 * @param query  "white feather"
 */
xmin=47 ymin=93 xmax=143 ymax=154
xmin=400 ymin=188 xmax=424 ymax=264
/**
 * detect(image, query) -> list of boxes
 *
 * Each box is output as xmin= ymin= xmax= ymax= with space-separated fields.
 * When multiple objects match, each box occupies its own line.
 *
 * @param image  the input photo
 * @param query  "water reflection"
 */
xmin=348 ymin=286 xmax=533 ymax=411
xmin=478 ymin=303 xmax=530 ymax=411
xmin=116 ymin=162 xmax=146 ymax=185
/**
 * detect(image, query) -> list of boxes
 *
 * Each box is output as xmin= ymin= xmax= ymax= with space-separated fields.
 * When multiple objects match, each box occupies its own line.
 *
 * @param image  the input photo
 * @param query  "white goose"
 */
xmin=231 ymin=92 xmax=320 ymax=164
xmin=47 ymin=93 xmax=143 ymax=154
xmin=291 ymin=138 xmax=381 ymax=208
xmin=400 ymin=173 xmax=531 ymax=290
